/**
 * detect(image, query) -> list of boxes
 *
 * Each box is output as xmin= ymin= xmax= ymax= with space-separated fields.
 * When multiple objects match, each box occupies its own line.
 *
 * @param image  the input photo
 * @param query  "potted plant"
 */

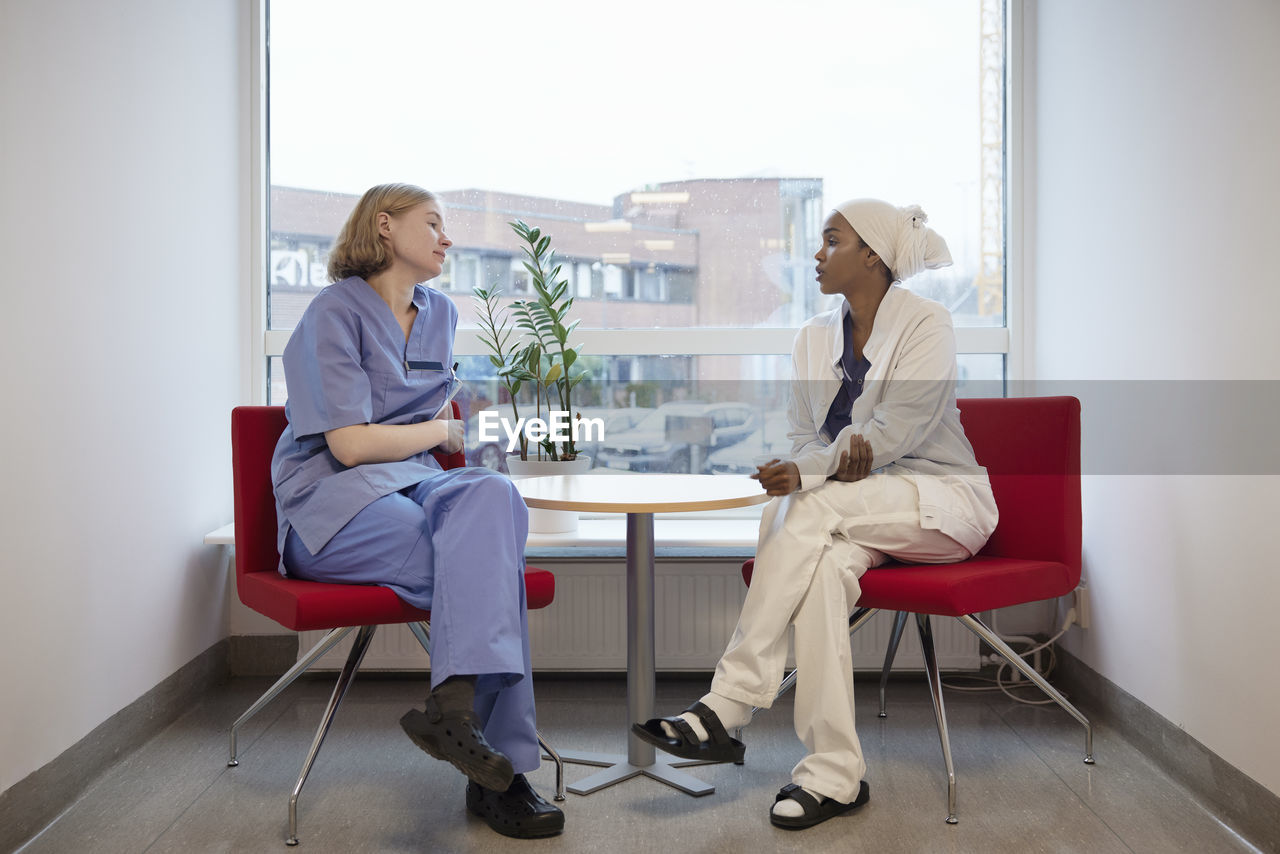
xmin=473 ymin=220 xmax=593 ymax=531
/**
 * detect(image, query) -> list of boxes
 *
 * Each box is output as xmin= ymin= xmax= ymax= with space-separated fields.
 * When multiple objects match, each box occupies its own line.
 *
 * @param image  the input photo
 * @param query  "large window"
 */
xmin=263 ymin=0 xmax=1011 ymax=473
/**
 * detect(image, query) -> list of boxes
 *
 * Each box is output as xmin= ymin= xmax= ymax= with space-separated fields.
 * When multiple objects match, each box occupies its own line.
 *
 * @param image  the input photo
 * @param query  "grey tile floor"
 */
xmin=16 ymin=674 xmax=1264 ymax=854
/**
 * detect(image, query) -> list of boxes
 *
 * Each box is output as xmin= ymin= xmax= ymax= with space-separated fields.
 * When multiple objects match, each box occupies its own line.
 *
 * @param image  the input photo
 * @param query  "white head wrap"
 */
xmin=832 ymin=198 xmax=953 ymax=282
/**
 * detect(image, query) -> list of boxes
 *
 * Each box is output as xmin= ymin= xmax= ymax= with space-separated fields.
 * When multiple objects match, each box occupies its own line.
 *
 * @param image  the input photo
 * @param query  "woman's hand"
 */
xmin=832 ymin=434 xmax=873 ymax=483
xmin=751 ymin=460 xmax=801 ymax=496
xmin=434 ymin=416 xmax=464 ymax=454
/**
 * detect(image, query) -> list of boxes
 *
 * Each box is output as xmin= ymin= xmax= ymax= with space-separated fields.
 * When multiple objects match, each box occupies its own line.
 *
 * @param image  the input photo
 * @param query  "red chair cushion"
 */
xmin=232 ymin=405 xmax=553 ymax=633
xmin=739 ymin=397 xmax=1081 ymax=618
xmin=239 ymin=567 xmax=556 ymax=633
xmin=741 ymin=557 xmax=1073 ymax=618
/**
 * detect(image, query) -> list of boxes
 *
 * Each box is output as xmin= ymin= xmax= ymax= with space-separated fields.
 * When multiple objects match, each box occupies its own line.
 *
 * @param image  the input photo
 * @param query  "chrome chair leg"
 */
xmin=771 ymin=669 xmax=799 ymax=708
xmin=847 ymin=605 xmax=879 ymax=639
xmin=958 ymin=614 xmax=1095 ymax=764
xmin=406 ymin=619 xmax=431 ymax=656
xmin=228 ymin=626 xmax=357 ymax=767
xmin=916 ymin=614 xmax=959 ymax=824
xmin=538 ymin=732 xmax=566 ymax=801
xmin=409 ymin=620 xmax=566 ymax=799
xmin=287 ymin=624 xmax=377 ymax=846
xmin=879 ymin=611 xmax=909 ymax=718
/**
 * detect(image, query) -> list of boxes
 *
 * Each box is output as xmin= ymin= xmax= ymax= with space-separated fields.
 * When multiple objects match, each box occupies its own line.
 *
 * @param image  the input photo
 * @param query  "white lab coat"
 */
xmin=709 ymin=285 xmax=998 ymax=804
xmin=787 ymin=284 xmax=997 ymax=553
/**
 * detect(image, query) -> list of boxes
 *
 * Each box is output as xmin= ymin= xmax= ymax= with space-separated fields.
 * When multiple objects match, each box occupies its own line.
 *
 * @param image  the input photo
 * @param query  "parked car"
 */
xmin=595 ymin=401 xmax=757 ymax=473
xmin=465 ymin=405 xmax=512 ymax=472
xmin=574 ymin=406 xmax=653 ymax=465
xmin=707 ymin=411 xmax=792 ymax=474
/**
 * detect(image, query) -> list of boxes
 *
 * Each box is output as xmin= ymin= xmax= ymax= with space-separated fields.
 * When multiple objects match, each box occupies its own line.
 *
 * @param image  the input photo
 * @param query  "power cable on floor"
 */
xmin=941 ymin=607 xmax=1076 ymax=706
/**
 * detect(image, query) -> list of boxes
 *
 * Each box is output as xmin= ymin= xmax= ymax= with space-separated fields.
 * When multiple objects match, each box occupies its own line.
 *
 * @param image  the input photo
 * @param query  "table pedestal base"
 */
xmin=549 ymin=749 xmax=717 ymax=796
xmin=514 ymin=495 xmax=765 ymax=799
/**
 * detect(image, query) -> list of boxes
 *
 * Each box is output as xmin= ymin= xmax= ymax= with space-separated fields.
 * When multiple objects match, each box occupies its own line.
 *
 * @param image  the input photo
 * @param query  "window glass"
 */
xmin=265 ymin=0 xmax=1009 ymax=481
xmin=270 ymin=352 xmax=1005 ymax=475
xmin=268 ymin=0 xmax=1005 ymax=335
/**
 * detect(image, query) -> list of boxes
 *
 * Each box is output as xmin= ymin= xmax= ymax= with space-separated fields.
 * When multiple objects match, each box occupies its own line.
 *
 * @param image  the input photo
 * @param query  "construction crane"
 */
xmin=975 ymin=0 xmax=1004 ymax=318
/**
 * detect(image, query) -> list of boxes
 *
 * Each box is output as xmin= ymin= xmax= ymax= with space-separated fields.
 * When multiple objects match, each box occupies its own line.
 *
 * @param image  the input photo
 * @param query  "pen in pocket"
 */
xmin=432 ymin=363 xmax=463 ymax=419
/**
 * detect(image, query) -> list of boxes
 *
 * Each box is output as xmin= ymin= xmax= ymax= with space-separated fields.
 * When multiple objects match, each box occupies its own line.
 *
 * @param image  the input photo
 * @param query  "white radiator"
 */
xmin=296 ymin=559 xmax=979 ymax=671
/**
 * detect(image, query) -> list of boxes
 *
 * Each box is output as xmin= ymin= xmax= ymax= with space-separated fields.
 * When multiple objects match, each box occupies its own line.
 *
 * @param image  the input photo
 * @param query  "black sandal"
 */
xmin=399 ymin=696 xmax=514 ymax=792
xmin=631 ymin=701 xmax=747 ymax=763
xmin=466 ymin=773 xmax=565 ymax=839
xmin=769 ymin=780 xmax=870 ymax=830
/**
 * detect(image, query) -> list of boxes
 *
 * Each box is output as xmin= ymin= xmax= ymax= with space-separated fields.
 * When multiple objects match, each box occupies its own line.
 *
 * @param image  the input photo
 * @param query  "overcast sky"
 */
xmin=270 ymin=0 xmax=986 ymax=264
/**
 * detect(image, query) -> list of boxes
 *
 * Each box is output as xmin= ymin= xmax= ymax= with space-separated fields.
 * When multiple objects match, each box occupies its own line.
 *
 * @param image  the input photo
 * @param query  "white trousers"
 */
xmin=710 ymin=474 xmax=969 ymax=803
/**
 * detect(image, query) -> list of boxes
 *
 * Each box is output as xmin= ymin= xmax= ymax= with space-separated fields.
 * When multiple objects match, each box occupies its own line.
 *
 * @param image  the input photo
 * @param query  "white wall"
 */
xmin=0 ymin=0 xmax=244 ymax=793
xmin=3 ymin=0 xmax=1277 ymax=809
xmin=1031 ymin=0 xmax=1280 ymax=796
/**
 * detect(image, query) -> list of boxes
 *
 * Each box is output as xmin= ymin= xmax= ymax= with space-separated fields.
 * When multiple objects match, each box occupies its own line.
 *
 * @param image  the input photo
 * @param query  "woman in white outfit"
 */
xmin=634 ymin=198 xmax=998 ymax=830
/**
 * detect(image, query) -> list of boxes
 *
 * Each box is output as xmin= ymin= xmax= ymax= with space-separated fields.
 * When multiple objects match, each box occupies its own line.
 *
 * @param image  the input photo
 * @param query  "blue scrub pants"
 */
xmin=283 ymin=467 xmax=539 ymax=773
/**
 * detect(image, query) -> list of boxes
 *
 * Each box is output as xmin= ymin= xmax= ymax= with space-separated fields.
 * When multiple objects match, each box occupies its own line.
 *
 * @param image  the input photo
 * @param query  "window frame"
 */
xmin=248 ymin=0 xmax=1025 ymax=405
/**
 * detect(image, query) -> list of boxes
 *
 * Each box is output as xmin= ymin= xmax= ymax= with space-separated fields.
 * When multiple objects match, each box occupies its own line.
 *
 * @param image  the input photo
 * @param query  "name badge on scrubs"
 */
xmin=405 ymin=359 xmax=445 ymax=372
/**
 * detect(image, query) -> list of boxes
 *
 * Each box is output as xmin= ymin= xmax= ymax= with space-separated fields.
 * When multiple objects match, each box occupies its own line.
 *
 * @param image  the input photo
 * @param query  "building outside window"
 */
xmin=263 ymin=0 xmax=1010 ymax=474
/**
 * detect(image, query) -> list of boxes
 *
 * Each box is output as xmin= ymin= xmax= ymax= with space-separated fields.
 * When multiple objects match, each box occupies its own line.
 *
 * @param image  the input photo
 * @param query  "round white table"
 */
xmin=515 ymin=473 xmax=770 ymax=796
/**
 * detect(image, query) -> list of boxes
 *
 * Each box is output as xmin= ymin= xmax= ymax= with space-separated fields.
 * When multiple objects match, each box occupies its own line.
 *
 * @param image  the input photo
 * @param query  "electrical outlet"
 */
xmin=1075 ymin=583 xmax=1091 ymax=630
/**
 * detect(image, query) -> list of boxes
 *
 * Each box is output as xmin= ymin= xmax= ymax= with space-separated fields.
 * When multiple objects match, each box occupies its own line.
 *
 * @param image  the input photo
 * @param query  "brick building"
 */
xmin=270 ymin=177 xmax=824 ymax=334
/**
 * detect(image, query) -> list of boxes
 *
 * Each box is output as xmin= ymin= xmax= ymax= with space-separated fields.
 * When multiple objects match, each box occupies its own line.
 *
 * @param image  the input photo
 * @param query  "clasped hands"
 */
xmin=750 ymin=434 xmax=872 ymax=496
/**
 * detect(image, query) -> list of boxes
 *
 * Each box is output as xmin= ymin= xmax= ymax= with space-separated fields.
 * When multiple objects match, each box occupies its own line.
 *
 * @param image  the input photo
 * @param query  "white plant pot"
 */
xmin=506 ymin=454 xmax=592 ymax=533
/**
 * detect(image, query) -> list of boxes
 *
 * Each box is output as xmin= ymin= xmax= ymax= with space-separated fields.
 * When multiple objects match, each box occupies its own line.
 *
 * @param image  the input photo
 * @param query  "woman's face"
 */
xmin=381 ymin=201 xmax=452 ymax=282
xmin=813 ymin=212 xmax=876 ymax=297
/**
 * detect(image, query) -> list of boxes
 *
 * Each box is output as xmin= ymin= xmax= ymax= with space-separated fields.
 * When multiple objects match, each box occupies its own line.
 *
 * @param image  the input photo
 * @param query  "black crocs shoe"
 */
xmin=466 ymin=773 xmax=565 ymax=839
xmin=399 ymin=696 xmax=514 ymax=792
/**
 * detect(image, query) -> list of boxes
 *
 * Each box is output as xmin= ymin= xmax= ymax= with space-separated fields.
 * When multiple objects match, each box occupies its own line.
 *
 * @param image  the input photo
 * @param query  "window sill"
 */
xmin=525 ymin=518 xmax=758 ymax=559
xmin=203 ymin=517 xmax=760 ymax=559
xmin=204 ymin=523 xmax=235 ymax=545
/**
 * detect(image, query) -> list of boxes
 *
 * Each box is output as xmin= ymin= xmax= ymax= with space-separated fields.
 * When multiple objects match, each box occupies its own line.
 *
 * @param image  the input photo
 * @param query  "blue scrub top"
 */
xmin=271 ymin=276 xmax=459 ymax=557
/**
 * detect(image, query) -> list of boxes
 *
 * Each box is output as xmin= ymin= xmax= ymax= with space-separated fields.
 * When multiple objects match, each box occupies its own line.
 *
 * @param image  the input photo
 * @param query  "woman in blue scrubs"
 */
xmin=271 ymin=183 xmax=562 ymax=839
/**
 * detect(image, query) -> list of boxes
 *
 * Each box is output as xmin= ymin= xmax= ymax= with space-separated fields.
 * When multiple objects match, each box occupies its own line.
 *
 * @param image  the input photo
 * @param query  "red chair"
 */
xmin=741 ymin=396 xmax=1092 ymax=823
xmin=229 ymin=404 xmax=562 ymax=846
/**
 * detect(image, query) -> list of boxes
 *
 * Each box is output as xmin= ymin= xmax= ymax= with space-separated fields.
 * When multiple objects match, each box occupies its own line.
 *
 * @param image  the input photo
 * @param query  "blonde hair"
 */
xmin=327 ymin=183 xmax=440 ymax=282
